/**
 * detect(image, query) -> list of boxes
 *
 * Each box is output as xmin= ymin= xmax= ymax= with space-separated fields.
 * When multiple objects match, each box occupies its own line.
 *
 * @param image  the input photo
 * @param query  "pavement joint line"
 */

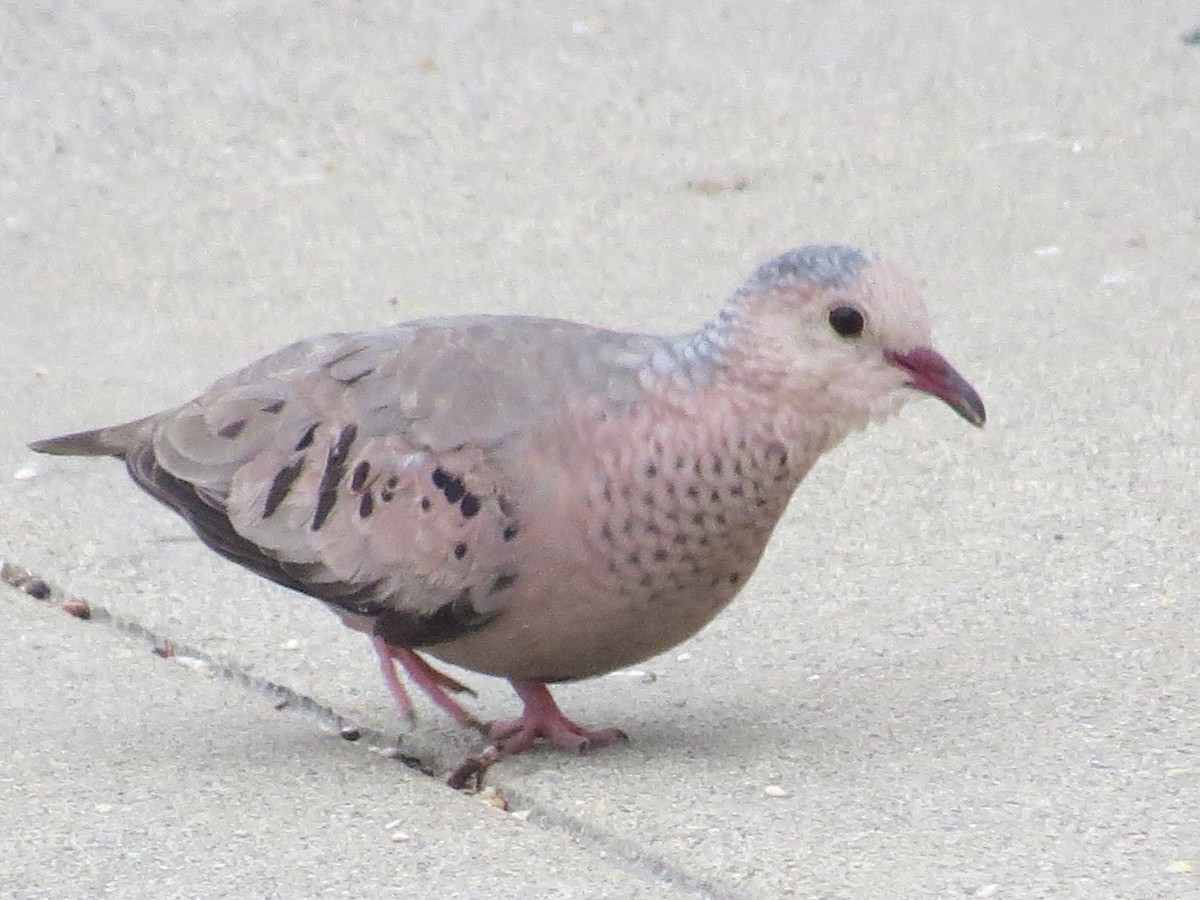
xmin=0 ymin=559 xmax=435 ymax=767
xmin=3 ymin=559 xmax=728 ymax=899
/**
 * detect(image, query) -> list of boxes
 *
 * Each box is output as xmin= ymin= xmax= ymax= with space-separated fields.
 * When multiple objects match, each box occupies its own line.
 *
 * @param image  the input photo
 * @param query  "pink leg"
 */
xmin=372 ymin=636 xmax=416 ymax=724
xmin=489 ymin=680 xmax=628 ymax=755
xmin=392 ymin=648 xmax=482 ymax=730
xmin=370 ymin=637 xmax=481 ymax=730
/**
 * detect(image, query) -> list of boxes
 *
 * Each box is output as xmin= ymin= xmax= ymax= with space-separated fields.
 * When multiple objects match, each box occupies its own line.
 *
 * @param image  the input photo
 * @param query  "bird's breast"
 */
xmin=426 ymin=399 xmax=807 ymax=680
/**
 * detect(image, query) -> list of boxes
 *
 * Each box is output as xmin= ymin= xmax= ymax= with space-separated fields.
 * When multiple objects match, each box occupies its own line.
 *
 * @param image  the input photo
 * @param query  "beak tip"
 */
xmin=962 ymin=393 xmax=986 ymax=428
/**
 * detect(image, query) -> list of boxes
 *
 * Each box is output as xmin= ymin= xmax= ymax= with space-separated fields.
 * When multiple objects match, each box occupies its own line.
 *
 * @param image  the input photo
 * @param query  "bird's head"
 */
xmin=723 ymin=245 xmax=985 ymax=435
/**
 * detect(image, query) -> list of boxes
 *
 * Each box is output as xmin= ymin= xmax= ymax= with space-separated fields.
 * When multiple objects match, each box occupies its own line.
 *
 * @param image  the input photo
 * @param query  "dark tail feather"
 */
xmin=29 ymin=418 xmax=152 ymax=458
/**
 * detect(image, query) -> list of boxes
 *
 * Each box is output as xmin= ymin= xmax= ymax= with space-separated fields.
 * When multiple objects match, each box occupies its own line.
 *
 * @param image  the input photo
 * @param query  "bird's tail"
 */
xmin=29 ymin=416 xmax=154 ymax=459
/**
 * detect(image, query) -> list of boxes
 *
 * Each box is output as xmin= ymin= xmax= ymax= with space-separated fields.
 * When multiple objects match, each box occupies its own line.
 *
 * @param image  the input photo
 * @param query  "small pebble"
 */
xmin=1166 ymin=860 xmax=1195 ymax=874
xmin=384 ymin=819 xmax=403 ymax=830
xmin=763 ymin=784 xmax=791 ymax=798
xmin=675 ymin=652 xmax=692 ymax=662
xmin=13 ymin=467 xmax=37 ymax=481
xmin=1100 ymin=270 xmax=1137 ymax=286
xmin=510 ymin=809 xmax=532 ymax=822
xmin=24 ymin=579 xmax=51 ymax=600
xmin=280 ymin=639 xmax=300 ymax=651
xmin=340 ymin=725 xmax=362 ymax=742
xmin=174 ymin=655 xmax=212 ymax=674
xmin=475 ymin=786 xmax=509 ymax=810
xmin=390 ymin=831 xmax=411 ymax=843
xmin=62 ymin=600 xmax=91 ymax=619
xmin=687 ymin=175 xmax=750 ymax=194
xmin=973 ymin=885 xmax=999 ymax=898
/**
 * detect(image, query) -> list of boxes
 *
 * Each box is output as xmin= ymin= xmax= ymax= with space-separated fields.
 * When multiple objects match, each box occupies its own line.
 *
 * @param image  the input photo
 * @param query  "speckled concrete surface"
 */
xmin=2 ymin=2 xmax=1197 ymax=897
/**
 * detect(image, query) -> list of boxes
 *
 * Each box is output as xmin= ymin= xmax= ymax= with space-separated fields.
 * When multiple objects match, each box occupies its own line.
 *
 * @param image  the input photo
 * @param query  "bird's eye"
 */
xmin=828 ymin=306 xmax=865 ymax=338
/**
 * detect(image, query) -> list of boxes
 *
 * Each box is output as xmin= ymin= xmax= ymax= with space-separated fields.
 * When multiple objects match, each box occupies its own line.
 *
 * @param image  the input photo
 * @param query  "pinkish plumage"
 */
xmin=30 ymin=245 xmax=984 ymax=759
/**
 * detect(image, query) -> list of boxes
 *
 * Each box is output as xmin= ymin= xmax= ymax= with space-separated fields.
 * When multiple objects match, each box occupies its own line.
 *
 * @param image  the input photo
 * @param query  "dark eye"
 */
xmin=828 ymin=306 xmax=865 ymax=338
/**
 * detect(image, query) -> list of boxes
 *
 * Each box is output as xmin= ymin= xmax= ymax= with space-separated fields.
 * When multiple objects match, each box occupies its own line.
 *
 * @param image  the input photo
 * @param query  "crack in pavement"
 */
xmin=2 ymin=560 xmax=726 ymax=900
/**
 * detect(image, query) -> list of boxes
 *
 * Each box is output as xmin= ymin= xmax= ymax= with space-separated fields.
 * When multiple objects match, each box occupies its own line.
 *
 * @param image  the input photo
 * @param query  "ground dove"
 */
xmin=30 ymin=245 xmax=984 ymax=758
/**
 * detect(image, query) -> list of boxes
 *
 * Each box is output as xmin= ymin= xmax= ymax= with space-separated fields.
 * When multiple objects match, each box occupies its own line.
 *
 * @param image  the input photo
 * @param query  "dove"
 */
xmin=30 ymin=245 xmax=984 ymax=758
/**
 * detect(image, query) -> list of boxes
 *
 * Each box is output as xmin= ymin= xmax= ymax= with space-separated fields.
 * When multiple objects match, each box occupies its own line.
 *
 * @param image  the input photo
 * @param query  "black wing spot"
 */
xmin=431 ymin=468 xmax=465 ymax=503
xmin=420 ymin=496 xmax=431 ymax=511
xmin=491 ymin=573 xmax=518 ymax=594
xmin=341 ymin=366 xmax=375 ymax=386
xmin=460 ymin=493 xmax=481 ymax=518
xmin=263 ymin=458 xmax=305 ymax=518
xmin=359 ymin=492 xmax=375 ymax=519
xmin=262 ymin=399 xmax=286 ymax=414
xmin=454 ymin=542 xmax=467 ymax=560
xmin=312 ymin=424 xmax=358 ymax=531
xmin=653 ymin=549 xmax=668 ymax=561
xmin=350 ymin=460 xmax=371 ymax=491
xmin=502 ymin=523 xmax=520 ymax=542
xmin=217 ymin=419 xmax=247 ymax=439
xmin=295 ymin=423 xmax=319 ymax=451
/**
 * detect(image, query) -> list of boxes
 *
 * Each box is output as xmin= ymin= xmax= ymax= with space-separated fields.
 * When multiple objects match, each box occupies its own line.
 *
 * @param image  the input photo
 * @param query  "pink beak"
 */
xmin=886 ymin=347 xmax=986 ymax=427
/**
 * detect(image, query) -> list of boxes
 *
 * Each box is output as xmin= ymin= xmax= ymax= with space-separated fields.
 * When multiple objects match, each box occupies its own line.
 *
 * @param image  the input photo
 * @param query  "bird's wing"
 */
xmin=104 ymin=317 xmax=660 ymax=647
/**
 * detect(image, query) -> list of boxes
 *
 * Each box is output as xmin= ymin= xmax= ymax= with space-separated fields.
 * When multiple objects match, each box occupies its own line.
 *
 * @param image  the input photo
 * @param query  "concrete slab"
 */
xmin=2 ymin=0 xmax=1197 ymax=897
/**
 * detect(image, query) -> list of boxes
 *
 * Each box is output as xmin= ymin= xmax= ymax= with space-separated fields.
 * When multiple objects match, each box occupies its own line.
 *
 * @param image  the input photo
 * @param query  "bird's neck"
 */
xmin=640 ymin=310 xmax=853 ymax=466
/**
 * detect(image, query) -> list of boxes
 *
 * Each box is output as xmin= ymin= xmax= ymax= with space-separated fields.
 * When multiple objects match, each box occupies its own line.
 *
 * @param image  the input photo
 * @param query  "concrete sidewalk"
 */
xmin=3 ymin=1 xmax=1197 ymax=897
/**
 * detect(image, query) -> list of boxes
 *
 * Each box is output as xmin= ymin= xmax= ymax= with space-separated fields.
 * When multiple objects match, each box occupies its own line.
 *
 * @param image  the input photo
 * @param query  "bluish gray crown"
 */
xmin=738 ymin=244 xmax=874 ymax=298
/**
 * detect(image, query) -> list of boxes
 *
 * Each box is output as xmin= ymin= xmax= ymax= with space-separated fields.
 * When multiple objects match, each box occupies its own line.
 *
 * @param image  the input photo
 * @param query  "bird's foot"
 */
xmin=487 ymin=680 xmax=628 ymax=756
